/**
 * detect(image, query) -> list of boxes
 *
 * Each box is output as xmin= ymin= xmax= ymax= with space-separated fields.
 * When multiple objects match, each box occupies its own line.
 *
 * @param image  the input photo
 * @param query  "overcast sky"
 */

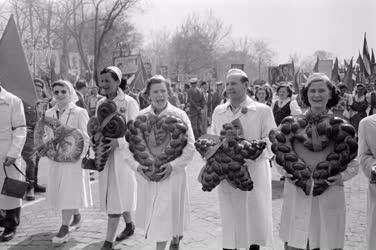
xmin=131 ymin=0 xmax=376 ymax=64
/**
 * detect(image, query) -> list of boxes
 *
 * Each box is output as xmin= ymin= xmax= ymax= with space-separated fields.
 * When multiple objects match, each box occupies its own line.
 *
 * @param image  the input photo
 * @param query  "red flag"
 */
xmin=343 ymin=58 xmax=354 ymax=91
xmin=331 ymin=57 xmax=340 ymax=83
xmin=344 ymin=59 xmax=349 ymax=71
xmin=363 ymin=33 xmax=371 ymax=76
xmin=0 ymin=15 xmax=37 ymax=105
xmin=357 ymin=51 xmax=366 ymax=80
xmin=313 ymin=56 xmax=319 ymax=72
xmin=372 ymin=49 xmax=376 ymax=65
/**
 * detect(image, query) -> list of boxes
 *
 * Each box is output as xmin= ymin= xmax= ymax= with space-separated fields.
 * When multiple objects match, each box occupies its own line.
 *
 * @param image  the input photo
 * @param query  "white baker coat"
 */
xmin=130 ymin=102 xmax=195 ymax=241
xmin=276 ymin=127 xmax=359 ymax=249
xmin=45 ymin=103 xmax=92 ymax=209
xmin=209 ymin=96 xmax=276 ymax=249
xmin=358 ymin=115 xmax=376 ymax=250
xmin=98 ymin=89 xmax=139 ymax=214
xmin=0 ymin=87 xmax=26 ymax=210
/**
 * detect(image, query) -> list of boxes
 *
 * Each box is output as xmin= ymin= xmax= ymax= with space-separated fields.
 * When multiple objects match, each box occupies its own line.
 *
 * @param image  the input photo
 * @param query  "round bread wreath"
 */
xmin=125 ymin=113 xmax=188 ymax=182
xmin=195 ymin=119 xmax=267 ymax=192
xmin=269 ymin=114 xmax=358 ymax=196
xmin=34 ymin=116 xmax=84 ymax=163
xmin=87 ymin=99 xmax=126 ymax=171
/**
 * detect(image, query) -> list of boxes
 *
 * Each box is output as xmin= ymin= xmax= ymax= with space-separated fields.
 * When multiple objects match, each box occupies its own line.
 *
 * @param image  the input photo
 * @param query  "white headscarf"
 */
xmin=52 ymin=80 xmax=79 ymax=104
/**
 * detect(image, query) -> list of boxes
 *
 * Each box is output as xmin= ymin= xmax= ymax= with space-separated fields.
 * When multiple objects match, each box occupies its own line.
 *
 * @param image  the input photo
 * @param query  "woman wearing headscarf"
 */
xmin=44 ymin=80 xmax=92 ymax=244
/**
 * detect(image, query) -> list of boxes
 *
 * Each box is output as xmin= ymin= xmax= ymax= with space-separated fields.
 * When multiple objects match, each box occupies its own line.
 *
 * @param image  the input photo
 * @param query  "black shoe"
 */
xmin=25 ymin=188 xmax=35 ymax=201
xmin=70 ymin=214 xmax=82 ymax=228
xmin=115 ymin=222 xmax=135 ymax=241
xmin=0 ymin=228 xmax=16 ymax=242
xmin=34 ymin=184 xmax=46 ymax=193
xmin=249 ymin=244 xmax=260 ymax=250
xmin=101 ymin=240 xmax=114 ymax=250
xmin=280 ymin=176 xmax=286 ymax=181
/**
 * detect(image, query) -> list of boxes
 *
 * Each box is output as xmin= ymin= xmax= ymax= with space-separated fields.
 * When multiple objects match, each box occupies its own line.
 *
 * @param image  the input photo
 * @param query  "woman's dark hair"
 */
xmin=276 ymin=82 xmax=293 ymax=98
xmin=100 ymin=68 xmax=119 ymax=82
xmin=119 ymin=78 xmax=127 ymax=91
xmin=145 ymin=75 xmax=172 ymax=97
xmin=255 ymin=84 xmax=272 ymax=103
xmin=51 ymin=80 xmax=69 ymax=88
xmin=355 ymin=83 xmax=367 ymax=96
xmin=300 ymin=73 xmax=340 ymax=109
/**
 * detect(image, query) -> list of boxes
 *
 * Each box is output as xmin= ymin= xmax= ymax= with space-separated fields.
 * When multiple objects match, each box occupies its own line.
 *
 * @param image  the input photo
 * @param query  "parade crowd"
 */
xmin=0 ymin=65 xmax=376 ymax=250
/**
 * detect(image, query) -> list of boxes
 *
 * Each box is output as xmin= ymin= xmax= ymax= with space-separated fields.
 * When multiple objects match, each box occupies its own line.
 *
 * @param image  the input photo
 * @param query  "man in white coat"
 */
xmin=209 ymin=69 xmax=275 ymax=250
xmin=97 ymin=66 xmax=139 ymax=250
xmin=0 ymin=85 xmax=27 ymax=242
xmin=358 ymin=115 xmax=376 ymax=250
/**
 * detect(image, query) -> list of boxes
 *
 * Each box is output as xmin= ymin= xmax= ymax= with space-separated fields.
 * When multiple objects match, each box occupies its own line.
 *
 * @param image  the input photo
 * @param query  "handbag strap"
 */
xmin=3 ymin=163 xmax=27 ymax=179
xmin=99 ymin=112 xmax=118 ymax=132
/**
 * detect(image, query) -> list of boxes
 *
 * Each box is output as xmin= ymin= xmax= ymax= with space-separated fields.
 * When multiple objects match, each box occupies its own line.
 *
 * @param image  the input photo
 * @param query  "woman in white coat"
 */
xmin=97 ymin=66 xmax=139 ymax=250
xmin=210 ymin=69 xmax=276 ymax=250
xmin=276 ymin=73 xmax=359 ymax=250
xmin=0 ymin=86 xmax=27 ymax=242
xmin=132 ymin=75 xmax=195 ymax=250
xmin=45 ymin=80 xmax=92 ymax=244
xmin=358 ymin=116 xmax=376 ymax=250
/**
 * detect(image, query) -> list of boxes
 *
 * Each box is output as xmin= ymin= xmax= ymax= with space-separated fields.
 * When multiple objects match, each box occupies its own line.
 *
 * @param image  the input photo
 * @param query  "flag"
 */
xmin=344 ymin=59 xmax=349 ymax=71
xmin=0 ymin=15 xmax=36 ymax=106
xmin=363 ymin=32 xmax=371 ymax=77
xmin=313 ymin=56 xmax=319 ymax=72
xmin=343 ymin=58 xmax=354 ymax=91
xmin=331 ymin=57 xmax=340 ymax=83
xmin=372 ymin=49 xmax=376 ymax=64
xmin=357 ymin=51 xmax=366 ymax=81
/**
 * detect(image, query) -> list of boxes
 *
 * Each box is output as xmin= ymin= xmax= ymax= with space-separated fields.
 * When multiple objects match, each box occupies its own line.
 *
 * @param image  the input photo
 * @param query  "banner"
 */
xmin=114 ymin=55 xmax=139 ymax=75
xmin=0 ymin=15 xmax=36 ymax=105
xmin=276 ymin=63 xmax=294 ymax=83
xmin=318 ymin=59 xmax=333 ymax=79
xmin=268 ymin=66 xmax=279 ymax=85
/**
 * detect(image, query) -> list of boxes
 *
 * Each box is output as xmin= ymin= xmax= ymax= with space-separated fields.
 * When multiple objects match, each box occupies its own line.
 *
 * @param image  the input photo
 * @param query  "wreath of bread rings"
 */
xmin=125 ymin=113 xmax=188 ymax=182
xmin=87 ymin=99 xmax=126 ymax=171
xmin=34 ymin=116 xmax=84 ymax=162
xmin=195 ymin=120 xmax=267 ymax=192
xmin=269 ymin=115 xmax=358 ymax=196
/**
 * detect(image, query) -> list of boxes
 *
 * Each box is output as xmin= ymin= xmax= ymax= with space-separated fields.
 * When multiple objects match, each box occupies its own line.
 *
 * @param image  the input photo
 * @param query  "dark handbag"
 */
xmin=1 ymin=163 xmax=30 ymax=199
xmin=81 ymin=149 xmax=97 ymax=171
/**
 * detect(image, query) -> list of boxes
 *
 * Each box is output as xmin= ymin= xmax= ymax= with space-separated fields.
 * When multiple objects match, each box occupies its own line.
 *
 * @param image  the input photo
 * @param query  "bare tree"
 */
xmin=252 ymin=39 xmax=275 ymax=79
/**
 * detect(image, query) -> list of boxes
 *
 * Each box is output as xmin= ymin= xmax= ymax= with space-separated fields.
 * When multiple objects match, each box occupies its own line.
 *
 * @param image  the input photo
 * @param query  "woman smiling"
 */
xmin=275 ymin=73 xmax=359 ymax=250
xmin=132 ymin=75 xmax=195 ymax=250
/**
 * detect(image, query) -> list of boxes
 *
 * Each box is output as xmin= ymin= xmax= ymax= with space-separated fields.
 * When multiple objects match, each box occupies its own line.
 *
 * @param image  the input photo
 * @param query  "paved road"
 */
xmin=0 ymin=152 xmax=369 ymax=250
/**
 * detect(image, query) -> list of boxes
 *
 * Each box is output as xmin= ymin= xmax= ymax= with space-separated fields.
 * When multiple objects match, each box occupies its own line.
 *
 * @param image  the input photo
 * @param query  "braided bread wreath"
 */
xmin=125 ymin=113 xmax=188 ymax=182
xmin=87 ymin=99 xmax=126 ymax=171
xmin=269 ymin=114 xmax=358 ymax=196
xmin=34 ymin=116 xmax=84 ymax=162
xmin=195 ymin=119 xmax=267 ymax=192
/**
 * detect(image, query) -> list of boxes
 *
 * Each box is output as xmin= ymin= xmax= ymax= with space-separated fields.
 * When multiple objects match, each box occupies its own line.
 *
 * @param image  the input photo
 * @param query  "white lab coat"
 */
xmin=98 ymin=89 xmax=139 ymax=214
xmin=358 ymin=115 xmax=376 ymax=250
xmin=131 ymin=102 xmax=195 ymax=241
xmin=210 ymin=96 xmax=276 ymax=249
xmin=45 ymin=103 xmax=92 ymax=209
xmin=0 ymin=88 xmax=26 ymax=210
xmin=276 ymin=129 xmax=359 ymax=249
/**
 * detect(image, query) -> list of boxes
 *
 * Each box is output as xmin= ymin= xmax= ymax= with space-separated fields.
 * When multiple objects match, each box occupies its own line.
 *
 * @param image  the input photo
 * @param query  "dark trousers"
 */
xmin=0 ymin=207 xmax=20 ymax=231
xmin=223 ymin=244 xmax=259 ymax=250
xmin=284 ymin=242 xmax=342 ymax=250
xmin=188 ymin=112 xmax=202 ymax=139
xmin=21 ymin=133 xmax=38 ymax=187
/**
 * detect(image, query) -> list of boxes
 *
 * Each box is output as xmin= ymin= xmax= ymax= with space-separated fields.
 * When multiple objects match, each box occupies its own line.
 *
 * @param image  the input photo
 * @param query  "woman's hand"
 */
xmin=285 ymin=173 xmax=298 ymax=184
xmin=157 ymin=163 xmax=173 ymax=181
xmin=326 ymin=174 xmax=343 ymax=186
xmin=137 ymin=165 xmax=151 ymax=181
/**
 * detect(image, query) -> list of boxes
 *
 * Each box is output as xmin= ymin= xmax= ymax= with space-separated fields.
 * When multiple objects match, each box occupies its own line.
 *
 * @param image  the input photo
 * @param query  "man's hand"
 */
xmin=4 ymin=156 xmax=16 ymax=167
xmin=285 ymin=173 xmax=298 ymax=184
xmin=326 ymin=174 xmax=343 ymax=186
xmin=137 ymin=165 xmax=151 ymax=181
xmin=157 ymin=163 xmax=173 ymax=181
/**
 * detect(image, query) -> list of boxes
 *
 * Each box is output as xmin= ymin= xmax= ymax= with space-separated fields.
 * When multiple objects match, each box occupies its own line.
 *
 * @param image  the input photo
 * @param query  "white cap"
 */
xmin=226 ymin=68 xmax=248 ymax=79
xmin=106 ymin=66 xmax=122 ymax=81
